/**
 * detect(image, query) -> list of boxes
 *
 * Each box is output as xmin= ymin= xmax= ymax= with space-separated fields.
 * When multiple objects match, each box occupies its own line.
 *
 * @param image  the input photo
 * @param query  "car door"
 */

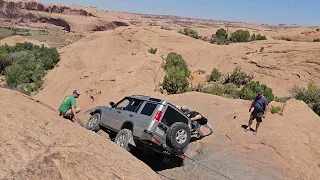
xmin=100 ymin=98 xmax=127 ymax=129
xmin=103 ymin=98 xmax=143 ymax=131
xmin=132 ymin=101 xmax=159 ymax=137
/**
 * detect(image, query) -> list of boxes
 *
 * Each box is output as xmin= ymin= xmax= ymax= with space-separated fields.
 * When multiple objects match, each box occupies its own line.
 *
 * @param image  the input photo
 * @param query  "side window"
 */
xmin=161 ymin=106 xmax=188 ymax=126
xmin=115 ymin=98 xmax=130 ymax=110
xmin=115 ymin=98 xmax=143 ymax=113
xmin=125 ymin=99 xmax=143 ymax=113
xmin=141 ymin=102 xmax=157 ymax=116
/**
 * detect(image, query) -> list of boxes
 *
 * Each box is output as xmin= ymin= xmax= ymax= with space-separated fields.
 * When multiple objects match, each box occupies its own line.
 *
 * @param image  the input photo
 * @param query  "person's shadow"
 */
xmin=241 ymin=125 xmax=255 ymax=132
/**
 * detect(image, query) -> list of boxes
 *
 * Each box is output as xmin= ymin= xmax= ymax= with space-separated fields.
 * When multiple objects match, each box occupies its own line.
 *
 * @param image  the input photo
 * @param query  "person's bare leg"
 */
xmin=254 ymin=122 xmax=261 ymax=135
xmin=245 ymin=119 xmax=253 ymax=131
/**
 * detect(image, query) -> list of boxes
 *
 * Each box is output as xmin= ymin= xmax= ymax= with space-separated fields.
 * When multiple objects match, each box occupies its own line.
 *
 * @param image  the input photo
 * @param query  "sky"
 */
xmin=39 ymin=0 xmax=319 ymax=26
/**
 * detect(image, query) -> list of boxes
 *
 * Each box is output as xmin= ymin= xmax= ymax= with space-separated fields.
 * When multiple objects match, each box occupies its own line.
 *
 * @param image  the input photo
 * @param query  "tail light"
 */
xmin=154 ymin=110 xmax=163 ymax=122
xmin=151 ymin=137 xmax=160 ymax=143
xmin=177 ymin=153 xmax=185 ymax=159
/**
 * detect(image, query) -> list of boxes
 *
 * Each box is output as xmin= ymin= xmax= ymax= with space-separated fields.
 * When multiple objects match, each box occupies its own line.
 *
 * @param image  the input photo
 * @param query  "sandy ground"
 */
xmin=33 ymin=26 xmax=320 ymax=112
xmin=0 ymin=87 xmax=160 ymax=180
xmin=0 ymin=35 xmax=50 ymax=47
xmin=73 ymin=91 xmax=320 ymax=180
xmin=1 ymin=1 xmax=320 ymax=180
xmin=160 ymin=92 xmax=320 ymax=180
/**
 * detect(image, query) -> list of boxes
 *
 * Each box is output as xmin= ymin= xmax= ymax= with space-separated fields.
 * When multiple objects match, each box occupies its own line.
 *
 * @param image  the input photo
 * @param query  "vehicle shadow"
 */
xmin=130 ymin=147 xmax=184 ymax=171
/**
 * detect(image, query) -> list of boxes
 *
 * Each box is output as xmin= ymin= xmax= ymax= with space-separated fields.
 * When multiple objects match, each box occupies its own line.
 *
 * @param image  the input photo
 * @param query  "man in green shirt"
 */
xmin=58 ymin=90 xmax=81 ymax=122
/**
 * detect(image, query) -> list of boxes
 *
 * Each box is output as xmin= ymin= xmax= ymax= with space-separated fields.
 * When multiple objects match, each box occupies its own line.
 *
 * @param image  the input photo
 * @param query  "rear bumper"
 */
xmin=141 ymin=130 xmax=183 ymax=156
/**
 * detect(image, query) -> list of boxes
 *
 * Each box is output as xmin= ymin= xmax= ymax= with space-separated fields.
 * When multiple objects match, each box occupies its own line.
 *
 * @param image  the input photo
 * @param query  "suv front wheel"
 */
xmin=167 ymin=122 xmax=191 ymax=150
xmin=114 ymin=129 xmax=133 ymax=151
xmin=86 ymin=113 xmax=101 ymax=132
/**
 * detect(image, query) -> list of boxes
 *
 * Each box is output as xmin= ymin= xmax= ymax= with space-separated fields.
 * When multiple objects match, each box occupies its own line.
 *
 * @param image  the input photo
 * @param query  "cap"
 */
xmin=257 ymin=90 xmax=263 ymax=95
xmin=73 ymin=90 xmax=81 ymax=95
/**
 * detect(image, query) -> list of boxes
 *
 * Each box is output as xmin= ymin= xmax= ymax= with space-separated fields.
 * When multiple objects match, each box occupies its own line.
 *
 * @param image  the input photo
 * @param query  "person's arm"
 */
xmin=249 ymin=100 xmax=255 ymax=112
xmin=191 ymin=114 xmax=202 ymax=121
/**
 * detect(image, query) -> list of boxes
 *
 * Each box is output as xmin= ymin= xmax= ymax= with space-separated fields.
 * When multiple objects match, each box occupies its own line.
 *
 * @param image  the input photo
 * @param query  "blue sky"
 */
xmin=39 ymin=0 xmax=319 ymax=26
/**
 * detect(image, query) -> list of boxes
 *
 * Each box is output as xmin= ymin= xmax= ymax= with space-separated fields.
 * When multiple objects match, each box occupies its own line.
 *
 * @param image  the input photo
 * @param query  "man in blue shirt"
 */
xmin=245 ymin=90 xmax=269 ymax=135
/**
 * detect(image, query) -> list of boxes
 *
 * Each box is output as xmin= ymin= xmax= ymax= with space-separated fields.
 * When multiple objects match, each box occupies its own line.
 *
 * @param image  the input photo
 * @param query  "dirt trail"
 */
xmin=157 ymin=92 xmax=320 ymax=180
xmin=77 ymin=92 xmax=320 ymax=180
xmin=0 ymin=88 xmax=160 ymax=180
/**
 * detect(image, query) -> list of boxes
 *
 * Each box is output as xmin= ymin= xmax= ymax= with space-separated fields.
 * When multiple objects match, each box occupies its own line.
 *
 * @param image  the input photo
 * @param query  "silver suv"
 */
xmin=86 ymin=95 xmax=192 ymax=159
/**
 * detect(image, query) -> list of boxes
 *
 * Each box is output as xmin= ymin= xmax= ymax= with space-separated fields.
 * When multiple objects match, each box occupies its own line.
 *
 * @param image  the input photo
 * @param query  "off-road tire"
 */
xmin=114 ymin=129 xmax=133 ymax=151
xmin=167 ymin=122 xmax=191 ymax=150
xmin=86 ymin=113 xmax=101 ymax=132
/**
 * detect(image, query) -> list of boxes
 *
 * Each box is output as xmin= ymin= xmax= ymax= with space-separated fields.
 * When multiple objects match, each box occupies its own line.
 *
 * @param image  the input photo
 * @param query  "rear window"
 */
xmin=161 ymin=106 xmax=188 ymax=126
xmin=140 ymin=102 xmax=157 ymax=116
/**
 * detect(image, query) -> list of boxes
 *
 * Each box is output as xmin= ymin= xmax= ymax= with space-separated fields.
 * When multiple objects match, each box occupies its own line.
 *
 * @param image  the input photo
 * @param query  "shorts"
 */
xmin=59 ymin=107 xmax=81 ymax=118
xmin=250 ymin=110 xmax=263 ymax=122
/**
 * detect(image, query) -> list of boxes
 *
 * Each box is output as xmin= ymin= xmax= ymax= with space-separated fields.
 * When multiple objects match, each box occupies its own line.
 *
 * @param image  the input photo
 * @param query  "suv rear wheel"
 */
xmin=167 ymin=122 xmax=191 ymax=150
xmin=114 ymin=129 xmax=133 ymax=151
xmin=86 ymin=113 xmax=101 ymax=132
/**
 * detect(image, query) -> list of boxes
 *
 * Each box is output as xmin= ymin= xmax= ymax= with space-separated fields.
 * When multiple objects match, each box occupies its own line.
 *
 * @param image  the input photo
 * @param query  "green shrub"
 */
xmin=312 ymin=102 xmax=320 ymax=116
xmin=162 ymin=52 xmax=190 ymax=77
xmin=161 ymin=26 xmax=172 ymax=30
xmin=251 ymin=33 xmax=256 ymax=41
xmin=0 ymin=53 xmax=11 ymax=74
xmin=201 ymin=83 xmax=239 ymax=99
xmin=223 ymin=67 xmax=253 ymax=87
xmin=313 ymin=38 xmax=320 ymax=42
xmin=291 ymin=82 xmax=320 ymax=104
xmin=215 ymin=28 xmax=228 ymax=39
xmin=274 ymin=96 xmax=291 ymax=102
xmin=0 ymin=42 xmax=60 ymax=94
xmin=148 ymin=47 xmax=157 ymax=55
xmin=239 ymin=81 xmax=275 ymax=101
xmin=229 ymin=30 xmax=251 ymax=42
xmin=291 ymin=82 xmax=320 ymax=116
xmin=162 ymin=67 xmax=189 ymax=94
xmin=161 ymin=52 xmax=191 ymax=94
xmin=270 ymin=106 xmax=281 ymax=114
xmin=178 ymin=28 xmax=200 ymax=39
xmin=211 ymin=28 xmax=229 ymax=45
xmin=256 ymin=34 xmax=267 ymax=40
xmin=208 ymin=68 xmax=222 ymax=82
xmin=201 ymin=36 xmax=209 ymax=42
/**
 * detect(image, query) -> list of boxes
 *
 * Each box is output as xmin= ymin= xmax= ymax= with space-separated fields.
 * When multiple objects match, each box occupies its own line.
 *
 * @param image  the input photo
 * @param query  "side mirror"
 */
xmin=109 ymin=102 xmax=115 ymax=107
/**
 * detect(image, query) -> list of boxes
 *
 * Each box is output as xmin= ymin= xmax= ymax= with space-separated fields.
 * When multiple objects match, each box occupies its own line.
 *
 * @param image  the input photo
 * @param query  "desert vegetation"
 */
xmin=178 ymin=27 xmax=267 ymax=45
xmin=160 ymin=53 xmax=320 ymax=116
xmin=160 ymin=26 xmax=172 ymax=30
xmin=0 ymin=26 xmax=31 ymax=37
xmin=290 ymin=82 xmax=320 ymax=116
xmin=178 ymin=28 xmax=200 ymax=39
xmin=161 ymin=52 xmax=191 ymax=94
xmin=0 ymin=42 xmax=60 ymax=94
xmin=313 ymin=38 xmax=320 ymax=42
xmin=148 ymin=47 xmax=157 ymax=54
xmin=270 ymin=106 xmax=282 ymax=114
xmin=161 ymin=52 xmax=274 ymax=102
